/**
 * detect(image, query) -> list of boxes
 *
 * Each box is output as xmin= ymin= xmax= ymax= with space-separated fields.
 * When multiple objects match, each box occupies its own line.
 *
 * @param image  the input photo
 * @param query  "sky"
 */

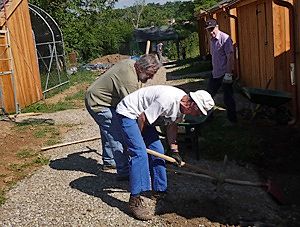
xmin=114 ymin=0 xmax=191 ymax=9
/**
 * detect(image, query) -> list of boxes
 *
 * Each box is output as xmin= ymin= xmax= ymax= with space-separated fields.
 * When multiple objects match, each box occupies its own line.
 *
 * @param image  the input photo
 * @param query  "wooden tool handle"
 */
xmin=146 ymin=148 xmax=218 ymax=178
xmin=41 ymin=136 xmax=100 ymax=151
xmin=146 ymin=148 xmax=184 ymax=164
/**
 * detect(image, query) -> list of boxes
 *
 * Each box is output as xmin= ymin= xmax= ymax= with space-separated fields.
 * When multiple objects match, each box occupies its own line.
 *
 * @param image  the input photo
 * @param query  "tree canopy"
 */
xmin=29 ymin=0 xmax=221 ymax=62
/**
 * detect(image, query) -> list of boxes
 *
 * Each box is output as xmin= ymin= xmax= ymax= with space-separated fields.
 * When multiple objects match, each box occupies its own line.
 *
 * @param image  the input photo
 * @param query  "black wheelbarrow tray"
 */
xmin=176 ymin=114 xmax=211 ymax=160
xmin=237 ymin=85 xmax=292 ymax=107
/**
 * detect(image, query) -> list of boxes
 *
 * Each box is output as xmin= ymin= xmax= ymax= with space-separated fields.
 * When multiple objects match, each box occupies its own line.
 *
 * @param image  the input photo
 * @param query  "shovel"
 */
xmin=146 ymin=148 xmax=286 ymax=204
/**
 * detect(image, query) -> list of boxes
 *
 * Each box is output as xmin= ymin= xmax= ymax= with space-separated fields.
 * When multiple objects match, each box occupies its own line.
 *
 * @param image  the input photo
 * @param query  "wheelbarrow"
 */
xmin=157 ymin=112 xmax=212 ymax=160
xmin=234 ymin=82 xmax=292 ymax=123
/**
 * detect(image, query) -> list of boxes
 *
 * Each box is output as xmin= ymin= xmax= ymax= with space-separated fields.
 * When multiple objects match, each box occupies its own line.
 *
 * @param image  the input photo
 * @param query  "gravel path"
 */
xmin=0 ymin=109 xmax=156 ymax=226
xmin=0 ymin=69 xmax=288 ymax=226
xmin=0 ymin=108 xmax=283 ymax=226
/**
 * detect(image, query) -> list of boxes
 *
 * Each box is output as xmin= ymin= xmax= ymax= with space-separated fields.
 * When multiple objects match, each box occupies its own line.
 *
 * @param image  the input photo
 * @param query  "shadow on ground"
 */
xmin=49 ymin=148 xmax=131 ymax=216
xmin=49 ymin=148 xmax=102 ymax=175
xmin=70 ymin=174 xmax=130 ymax=216
xmin=48 ymin=146 xmax=290 ymax=226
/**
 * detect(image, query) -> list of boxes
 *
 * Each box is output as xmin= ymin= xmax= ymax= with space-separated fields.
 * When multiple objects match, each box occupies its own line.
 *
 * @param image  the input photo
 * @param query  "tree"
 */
xmin=131 ymin=0 xmax=146 ymax=28
xmin=194 ymin=0 xmax=220 ymax=12
xmin=28 ymin=0 xmax=211 ymax=62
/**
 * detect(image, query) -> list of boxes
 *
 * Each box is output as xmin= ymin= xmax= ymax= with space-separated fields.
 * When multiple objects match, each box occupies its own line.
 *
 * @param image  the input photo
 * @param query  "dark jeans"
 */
xmin=206 ymin=76 xmax=237 ymax=122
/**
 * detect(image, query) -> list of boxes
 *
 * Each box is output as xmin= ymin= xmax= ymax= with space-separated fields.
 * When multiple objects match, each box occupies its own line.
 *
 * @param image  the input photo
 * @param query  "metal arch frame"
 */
xmin=28 ymin=4 xmax=68 ymax=96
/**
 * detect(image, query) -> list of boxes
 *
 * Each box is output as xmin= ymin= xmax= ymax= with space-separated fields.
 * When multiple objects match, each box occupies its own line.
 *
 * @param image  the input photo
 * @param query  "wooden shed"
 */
xmin=196 ymin=0 xmax=300 ymax=120
xmin=0 ymin=0 xmax=42 ymax=114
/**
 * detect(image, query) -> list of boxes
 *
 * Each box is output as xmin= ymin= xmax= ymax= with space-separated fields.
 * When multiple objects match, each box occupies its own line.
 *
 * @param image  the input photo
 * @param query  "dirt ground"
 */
xmin=1 ymin=59 xmax=300 ymax=226
xmin=90 ymin=53 xmax=130 ymax=64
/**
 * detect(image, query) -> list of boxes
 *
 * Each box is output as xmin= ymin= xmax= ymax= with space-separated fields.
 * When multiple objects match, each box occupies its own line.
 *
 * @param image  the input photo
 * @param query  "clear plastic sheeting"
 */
xmin=29 ymin=4 xmax=68 ymax=96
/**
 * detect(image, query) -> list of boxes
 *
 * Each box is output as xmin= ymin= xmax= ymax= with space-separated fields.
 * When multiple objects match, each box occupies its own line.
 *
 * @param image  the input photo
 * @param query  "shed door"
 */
xmin=257 ymin=2 xmax=271 ymax=88
xmin=238 ymin=1 xmax=271 ymax=88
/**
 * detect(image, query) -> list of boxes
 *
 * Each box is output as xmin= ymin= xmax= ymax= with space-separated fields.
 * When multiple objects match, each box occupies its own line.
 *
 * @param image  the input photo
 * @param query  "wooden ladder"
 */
xmin=0 ymin=0 xmax=19 ymax=115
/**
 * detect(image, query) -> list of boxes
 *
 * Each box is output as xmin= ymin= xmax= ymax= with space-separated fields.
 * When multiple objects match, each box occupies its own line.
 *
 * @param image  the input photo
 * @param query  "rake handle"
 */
xmin=146 ymin=148 xmax=218 ymax=178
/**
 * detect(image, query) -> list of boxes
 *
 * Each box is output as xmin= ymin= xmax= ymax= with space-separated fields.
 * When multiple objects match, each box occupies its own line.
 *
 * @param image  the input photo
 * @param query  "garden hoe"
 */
xmin=146 ymin=148 xmax=286 ymax=204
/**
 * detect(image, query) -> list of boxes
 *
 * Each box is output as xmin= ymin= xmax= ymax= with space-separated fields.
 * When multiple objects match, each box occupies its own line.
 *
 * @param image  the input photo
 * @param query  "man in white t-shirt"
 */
xmin=116 ymin=85 xmax=214 ymax=221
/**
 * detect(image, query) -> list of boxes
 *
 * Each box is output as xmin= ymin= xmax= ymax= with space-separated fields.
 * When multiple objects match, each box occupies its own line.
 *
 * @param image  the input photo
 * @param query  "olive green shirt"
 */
xmin=85 ymin=59 xmax=142 ymax=112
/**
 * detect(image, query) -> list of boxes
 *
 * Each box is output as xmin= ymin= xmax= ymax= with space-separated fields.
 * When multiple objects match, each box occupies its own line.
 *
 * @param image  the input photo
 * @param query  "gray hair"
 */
xmin=136 ymin=54 xmax=162 ymax=72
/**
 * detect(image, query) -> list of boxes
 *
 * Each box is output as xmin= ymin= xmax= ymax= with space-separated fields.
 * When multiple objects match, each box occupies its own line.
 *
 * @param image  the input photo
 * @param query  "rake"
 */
xmin=146 ymin=148 xmax=286 ymax=204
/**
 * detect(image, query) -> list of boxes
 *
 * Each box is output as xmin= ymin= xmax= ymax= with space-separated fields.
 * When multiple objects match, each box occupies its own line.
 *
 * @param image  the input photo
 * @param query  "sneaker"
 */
xmin=128 ymin=195 xmax=153 ymax=221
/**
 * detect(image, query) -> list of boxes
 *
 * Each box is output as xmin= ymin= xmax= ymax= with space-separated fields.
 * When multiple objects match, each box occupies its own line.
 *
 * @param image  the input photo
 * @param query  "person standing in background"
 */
xmin=156 ymin=42 xmax=163 ymax=63
xmin=205 ymin=18 xmax=237 ymax=125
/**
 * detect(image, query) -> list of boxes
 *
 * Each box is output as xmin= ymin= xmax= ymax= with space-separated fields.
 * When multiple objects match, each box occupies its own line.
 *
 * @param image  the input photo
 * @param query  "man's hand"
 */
xmin=169 ymin=149 xmax=182 ymax=167
xmin=223 ymin=73 xmax=233 ymax=84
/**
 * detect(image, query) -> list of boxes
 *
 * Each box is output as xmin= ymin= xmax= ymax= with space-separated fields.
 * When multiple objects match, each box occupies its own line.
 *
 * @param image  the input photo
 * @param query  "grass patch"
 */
xmin=0 ymin=190 xmax=5 ymax=205
xmin=16 ymin=149 xmax=35 ymax=159
xmin=39 ymin=70 xmax=96 ymax=96
xmin=8 ymin=155 xmax=50 ymax=172
xmin=15 ymin=118 xmax=55 ymax=127
xmin=8 ymin=163 xmax=30 ymax=172
xmin=65 ymin=89 xmax=85 ymax=101
xmin=170 ymin=61 xmax=212 ymax=77
xmin=23 ymin=101 xmax=75 ymax=113
xmin=14 ymin=124 xmax=31 ymax=131
xmin=32 ymin=156 xmax=50 ymax=165
xmin=40 ymin=71 xmax=70 ymax=95
xmin=23 ymin=70 xmax=97 ymax=113
xmin=33 ymin=126 xmax=59 ymax=139
xmin=14 ymin=124 xmax=61 ymax=144
xmin=201 ymin=114 xmax=263 ymax=162
xmin=45 ymin=138 xmax=60 ymax=146
xmin=69 ymin=70 xmax=98 ymax=86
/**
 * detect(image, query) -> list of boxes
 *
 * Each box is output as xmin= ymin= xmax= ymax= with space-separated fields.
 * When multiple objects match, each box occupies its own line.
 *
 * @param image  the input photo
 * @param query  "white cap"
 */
xmin=189 ymin=90 xmax=215 ymax=115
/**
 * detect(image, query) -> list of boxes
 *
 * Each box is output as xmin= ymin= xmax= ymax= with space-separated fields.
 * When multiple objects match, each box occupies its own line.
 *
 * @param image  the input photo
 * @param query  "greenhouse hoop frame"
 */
xmin=29 ymin=3 xmax=68 ymax=97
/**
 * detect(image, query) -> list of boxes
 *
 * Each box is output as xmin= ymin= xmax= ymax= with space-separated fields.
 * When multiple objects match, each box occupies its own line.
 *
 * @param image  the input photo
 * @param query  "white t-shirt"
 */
xmin=116 ymin=85 xmax=186 ymax=125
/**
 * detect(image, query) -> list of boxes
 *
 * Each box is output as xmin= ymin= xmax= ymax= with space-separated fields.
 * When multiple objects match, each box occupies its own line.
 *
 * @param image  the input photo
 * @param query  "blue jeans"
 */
xmin=207 ymin=76 xmax=237 ymax=122
xmin=86 ymin=103 xmax=129 ymax=177
xmin=118 ymin=114 xmax=167 ymax=195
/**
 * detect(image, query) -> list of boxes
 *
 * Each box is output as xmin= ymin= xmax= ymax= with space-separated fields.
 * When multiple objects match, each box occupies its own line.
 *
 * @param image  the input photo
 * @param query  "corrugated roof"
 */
xmin=197 ymin=0 xmax=241 ymax=17
xmin=134 ymin=26 xmax=179 ymax=42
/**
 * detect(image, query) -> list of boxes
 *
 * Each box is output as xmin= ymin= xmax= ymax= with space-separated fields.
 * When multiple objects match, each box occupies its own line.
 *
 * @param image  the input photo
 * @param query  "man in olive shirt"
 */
xmin=85 ymin=54 xmax=162 ymax=180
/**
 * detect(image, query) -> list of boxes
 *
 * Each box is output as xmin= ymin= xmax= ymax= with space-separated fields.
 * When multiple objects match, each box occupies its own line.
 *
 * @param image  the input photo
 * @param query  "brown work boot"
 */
xmin=128 ymin=195 xmax=153 ymax=221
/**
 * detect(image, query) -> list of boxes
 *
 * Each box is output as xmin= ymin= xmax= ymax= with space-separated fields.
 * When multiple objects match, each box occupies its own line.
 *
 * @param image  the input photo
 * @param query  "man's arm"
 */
xmin=226 ymin=51 xmax=234 ymax=74
xmin=166 ymin=122 xmax=182 ymax=166
xmin=166 ymin=122 xmax=178 ymax=150
xmin=225 ymin=38 xmax=235 ymax=74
